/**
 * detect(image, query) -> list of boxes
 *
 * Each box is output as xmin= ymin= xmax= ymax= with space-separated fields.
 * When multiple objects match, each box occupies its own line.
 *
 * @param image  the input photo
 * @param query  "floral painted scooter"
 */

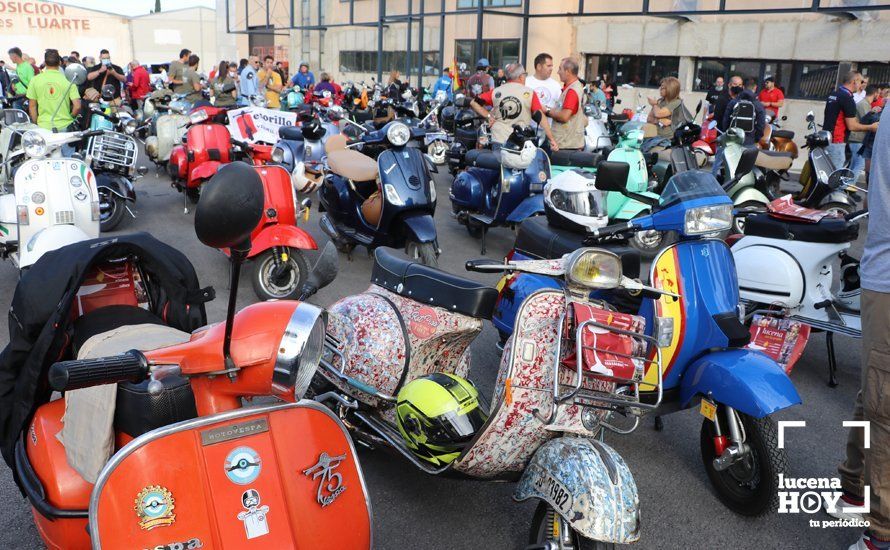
xmin=303 ymin=242 xmax=672 ymax=547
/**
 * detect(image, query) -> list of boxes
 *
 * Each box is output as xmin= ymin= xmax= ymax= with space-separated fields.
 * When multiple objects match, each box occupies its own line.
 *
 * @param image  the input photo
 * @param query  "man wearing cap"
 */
xmin=465 ymin=58 xmax=495 ymax=99
xmin=469 ymin=62 xmax=557 ymax=151
xmin=758 ymin=76 xmax=785 ymax=119
xmin=291 ymin=62 xmax=315 ymax=90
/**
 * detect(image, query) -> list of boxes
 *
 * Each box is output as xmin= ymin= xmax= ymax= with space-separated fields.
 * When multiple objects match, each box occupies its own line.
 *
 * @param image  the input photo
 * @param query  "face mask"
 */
xmin=731 ymin=86 xmax=743 ymax=95
xmin=714 ymin=85 xmax=723 ymax=91
xmin=102 ymin=58 xmax=111 ymax=66
xmin=229 ymin=71 xmax=236 ymax=78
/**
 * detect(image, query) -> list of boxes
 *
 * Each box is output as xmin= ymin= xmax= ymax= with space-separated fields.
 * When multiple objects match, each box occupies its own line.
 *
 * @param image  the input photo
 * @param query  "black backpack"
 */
xmin=730 ymin=100 xmax=756 ymax=134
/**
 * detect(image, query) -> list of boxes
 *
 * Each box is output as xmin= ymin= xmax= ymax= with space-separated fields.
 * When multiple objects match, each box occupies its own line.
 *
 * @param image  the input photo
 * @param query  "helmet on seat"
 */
xmin=543 ymin=169 xmax=609 ymax=233
xmin=396 ymin=372 xmax=488 ymax=466
xmin=500 ymin=125 xmax=537 ymax=171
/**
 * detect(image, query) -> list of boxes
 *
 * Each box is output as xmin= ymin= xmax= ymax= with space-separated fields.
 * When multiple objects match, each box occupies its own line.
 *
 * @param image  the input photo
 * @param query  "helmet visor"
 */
xmin=548 ymin=188 xmax=607 ymax=219
xmin=425 ymin=406 xmax=489 ymax=446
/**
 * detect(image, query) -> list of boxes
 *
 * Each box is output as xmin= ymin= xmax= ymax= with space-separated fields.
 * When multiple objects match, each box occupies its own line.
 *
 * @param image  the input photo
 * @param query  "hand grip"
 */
xmin=82 ymin=129 xmax=105 ymax=138
xmin=48 ymin=350 xmax=149 ymax=392
xmin=465 ymin=259 xmax=504 ymax=272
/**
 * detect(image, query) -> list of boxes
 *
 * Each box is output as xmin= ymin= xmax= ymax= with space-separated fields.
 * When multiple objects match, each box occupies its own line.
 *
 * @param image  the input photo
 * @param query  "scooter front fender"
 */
xmin=514 ymin=437 xmax=640 ymax=544
xmin=505 ymin=194 xmax=544 ymax=223
xmin=732 ymin=186 xmax=769 ymax=207
xmin=189 ymin=161 xmax=223 ymax=184
xmin=18 ymin=225 xmax=94 ymax=268
xmin=247 ymin=223 xmax=318 ymax=259
xmin=399 ymin=212 xmax=438 ymax=244
xmin=680 ymin=349 xmax=801 ymax=418
xmin=95 ymin=173 xmax=135 ymax=202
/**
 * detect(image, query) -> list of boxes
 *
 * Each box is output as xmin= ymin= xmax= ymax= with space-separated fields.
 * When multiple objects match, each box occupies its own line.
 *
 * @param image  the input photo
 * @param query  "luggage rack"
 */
xmin=321 ymin=333 xmax=398 ymax=403
xmin=536 ymin=312 xmax=663 ymax=434
xmin=88 ymin=131 xmax=137 ymax=173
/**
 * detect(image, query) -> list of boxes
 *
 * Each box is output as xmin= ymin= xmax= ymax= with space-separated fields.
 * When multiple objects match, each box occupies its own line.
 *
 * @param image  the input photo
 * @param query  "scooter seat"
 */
xmin=465 ymin=149 xmax=501 ymax=170
xmin=744 ymin=213 xmax=859 ymax=244
xmin=328 ymin=149 xmax=378 ymax=181
xmin=772 ymin=129 xmax=795 ymax=140
xmin=279 ymin=125 xmax=304 ymax=141
xmin=325 ymin=133 xmax=349 ymax=153
xmin=372 ymin=247 xmax=499 ymax=320
xmin=549 ymin=150 xmax=602 ymax=168
xmin=755 ymin=150 xmax=793 ymax=171
xmin=514 ymin=216 xmax=641 ymax=279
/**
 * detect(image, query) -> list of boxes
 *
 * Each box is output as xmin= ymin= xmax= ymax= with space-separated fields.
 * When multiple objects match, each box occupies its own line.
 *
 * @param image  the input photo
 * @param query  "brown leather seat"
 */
xmin=327 ymin=149 xmax=379 ymax=181
xmin=325 ymin=133 xmax=349 ymax=154
xmin=361 ymin=191 xmax=383 ymax=226
xmin=755 ymin=150 xmax=793 ymax=171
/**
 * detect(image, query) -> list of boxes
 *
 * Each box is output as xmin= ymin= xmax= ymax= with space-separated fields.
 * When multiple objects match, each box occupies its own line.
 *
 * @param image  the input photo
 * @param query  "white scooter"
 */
xmin=583 ymin=101 xmax=612 ymax=152
xmin=731 ymin=169 xmax=865 ymax=386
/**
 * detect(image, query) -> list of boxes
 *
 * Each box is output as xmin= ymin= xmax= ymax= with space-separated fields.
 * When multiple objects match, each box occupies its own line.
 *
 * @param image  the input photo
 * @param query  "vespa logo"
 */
xmin=777 ymin=421 xmax=870 ymax=528
xmin=302 ymin=452 xmax=347 ymax=508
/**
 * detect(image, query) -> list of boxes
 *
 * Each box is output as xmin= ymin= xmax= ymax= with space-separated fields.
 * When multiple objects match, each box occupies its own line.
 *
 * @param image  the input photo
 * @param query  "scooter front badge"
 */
xmin=224 ymin=446 xmax=262 ymax=485
xmin=237 ymin=489 xmax=270 ymax=539
xmin=134 ymin=485 xmax=176 ymax=530
xmin=303 ymin=452 xmax=347 ymax=507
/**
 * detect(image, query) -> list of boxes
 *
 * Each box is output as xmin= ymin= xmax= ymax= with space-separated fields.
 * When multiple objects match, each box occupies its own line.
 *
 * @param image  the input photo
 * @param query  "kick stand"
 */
xmin=654 ymin=416 xmax=663 ymax=431
xmin=183 ymin=190 xmax=189 ymax=215
xmin=826 ymin=332 xmax=838 ymax=388
xmin=480 ymin=226 xmax=488 ymax=256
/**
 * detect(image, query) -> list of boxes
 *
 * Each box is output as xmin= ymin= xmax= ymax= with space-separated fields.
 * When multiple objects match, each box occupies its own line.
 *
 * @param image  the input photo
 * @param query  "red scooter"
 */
xmin=221 ymin=144 xmax=317 ymax=301
xmin=692 ymin=108 xmax=718 ymax=167
xmin=169 ymin=104 xmax=235 ymax=213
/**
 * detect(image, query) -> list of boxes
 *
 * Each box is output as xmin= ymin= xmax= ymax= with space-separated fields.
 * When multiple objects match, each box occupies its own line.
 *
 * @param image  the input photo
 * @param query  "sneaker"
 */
xmin=849 ymin=531 xmax=890 ymax=550
xmin=826 ymin=492 xmax=865 ymax=522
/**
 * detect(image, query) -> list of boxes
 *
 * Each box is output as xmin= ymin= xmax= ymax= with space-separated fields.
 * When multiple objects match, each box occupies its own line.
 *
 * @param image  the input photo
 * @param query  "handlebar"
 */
xmin=465 ymin=259 xmax=505 ymax=272
xmin=48 ymin=350 xmax=149 ymax=392
xmin=584 ymin=221 xmax=635 ymax=243
xmin=845 ymin=209 xmax=868 ymax=221
xmin=81 ymin=129 xmax=105 ymax=139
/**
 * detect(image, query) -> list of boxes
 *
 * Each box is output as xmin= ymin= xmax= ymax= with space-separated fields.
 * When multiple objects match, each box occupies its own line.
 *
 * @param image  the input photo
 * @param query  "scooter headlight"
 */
xmin=386 ymin=122 xmax=411 ymax=147
xmin=273 ymin=303 xmax=327 ymax=399
xmin=684 ymin=204 xmax=732 ymax=235
xmin=565 ymin=248 xmax=622 ymax=289
xmin=271 ymin=146 xmax=285 ymax=164
xmin=189 ymin=110 xmax=209 ymax=125
xmin=384 ymin=183 xmax=405 ymax=206
xmin=22 ymin=131 xmax=47 ymax=158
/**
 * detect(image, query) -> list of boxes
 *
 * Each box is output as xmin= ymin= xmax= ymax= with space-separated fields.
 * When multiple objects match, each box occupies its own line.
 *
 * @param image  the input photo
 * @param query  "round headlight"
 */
xmin=386 ymin=122 xmax=411 ymax=147
xmin=271 ymin=147 xmax=285 ymax=164
xmin=273 ymin=303 xmax=327 ymax=399
xmin=566 ymin=248 xmax=622 ymax=289
xmin=22 ymin=131 xmax=47 ymax=158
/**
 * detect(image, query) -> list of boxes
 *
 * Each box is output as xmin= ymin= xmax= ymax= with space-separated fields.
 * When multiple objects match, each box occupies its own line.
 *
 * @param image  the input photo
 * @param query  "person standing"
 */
xmin=469 ymin=62 xmax=557 ymax=151
xmin=86 ymin=50 xmax=125 ymax=104
xmin=0 ymin=61 xmax=10 ymax=98
xmin=524 ymin=53 xmax=562 ymax=113
xmin=849 ymin=84 xmax=879 ymax=183
xmin=430 ymin=67 xmax=453 ymax=100
xmin=647 ymin=76 xmax=688 ymax=141
xmin=758 ymin=76 xmax=785 ymax=120
xmin=69 ymin=51 xmax=80 ymax=63
xmin=239 ymin=55 xmax=260 ymax=105
xmin=494 ymin=68 xmax=507 ymax=87
xmin=182 ymin=54 xmax=203 ymax=104
xmin=168 ymin=49 xmax=191 ymax=95
xmin=823 ymin=71 xmax=878 ymax=170
xmin=8 ymin=47 xmax=34 ymax=109
xmin=465 ymin=58 xmax=495 ymax=98
xmin=588 ymin=79 xmax=607 ymax=107
xmin=828 ymin=115 xmax=890 ymax=550
xmin=290 ymin=61 xmax=315 ymax=90
xmin=26 ymin=49 xmax=80 ymax=131
xmin=714 ymin=74 xmax=743 ymax=133
xmin=853 ymin=76 xmax=869 ymax=104
xmin=705 ymin=76 xmax=725 ymax=108
xmin=258 ymin=55 xmax=282 ymax=109
xmin=126 ymin=60 xmax=150 ymax=109
xmin=548 ymin=57 xmax=586 ymax=151
xmin=212 ymin=61 xmax=238 ymax=107
xmin=723 ymin=78 xmax=766 ymax=146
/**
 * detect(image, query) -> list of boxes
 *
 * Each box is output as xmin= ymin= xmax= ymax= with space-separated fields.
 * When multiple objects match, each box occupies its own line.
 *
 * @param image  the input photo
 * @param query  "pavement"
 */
xmin=0 ymin=157 xmax=870 ymax=550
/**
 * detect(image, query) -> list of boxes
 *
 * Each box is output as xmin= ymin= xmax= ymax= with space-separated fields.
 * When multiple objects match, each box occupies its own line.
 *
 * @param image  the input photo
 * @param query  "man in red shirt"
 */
xmin=547 ymin=57 xmax=586 ymax=150
xmin=758 ymin=76 xmax=784 ymax=119
xmin=126 ymin=60 xmax=150 ymax=109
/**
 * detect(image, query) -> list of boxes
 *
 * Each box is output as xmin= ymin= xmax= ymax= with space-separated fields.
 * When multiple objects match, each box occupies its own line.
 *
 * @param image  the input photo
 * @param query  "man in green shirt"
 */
xmin=169 ymin=48 xmax=191 ymax=95
xmin=7 ymin=46 xmax=34 ymax=110
xmin=26 ymin=49 xmax=81 ymax=131
xmin=183 ymin=54 xmax=204 ymax=103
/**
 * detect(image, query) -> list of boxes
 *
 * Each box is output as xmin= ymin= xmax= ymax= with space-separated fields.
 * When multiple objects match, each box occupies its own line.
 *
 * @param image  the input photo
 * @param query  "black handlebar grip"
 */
xmin=48 ymin=350 xmax=149 ymax=392
xmin=465 ymin=259 xmax=504 ymax=272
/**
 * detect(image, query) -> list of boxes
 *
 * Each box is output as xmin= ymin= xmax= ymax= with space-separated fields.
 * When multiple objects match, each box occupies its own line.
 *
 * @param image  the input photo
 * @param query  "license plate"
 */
xmin=700 ymin=398 xmax=717 ymax=422
xmin=529 ymin=464 xmax=574 ymax=515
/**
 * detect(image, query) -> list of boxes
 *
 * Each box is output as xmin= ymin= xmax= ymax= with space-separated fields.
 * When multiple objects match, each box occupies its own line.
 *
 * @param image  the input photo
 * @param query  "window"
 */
xmin=694 ymin=57 xmax=839 ymax=99
xmin=794 ymin=62 xmax=840 ymax=100
xmin=591 ymin=54 xmax=679 ymax=87
xmin=339 ymin=51 xmax=440 ymax=74
xmin=454 ymin=39 xmax=520 ymax=70
xmin=859 ymin=62 xmax=890 ymax=85
xmin=457 ymin=0 xmax=522 ymax=8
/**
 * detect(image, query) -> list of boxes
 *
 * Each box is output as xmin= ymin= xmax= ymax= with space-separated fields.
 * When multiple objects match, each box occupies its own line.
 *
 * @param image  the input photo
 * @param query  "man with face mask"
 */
xmin=705 ymin=76 xmax=724 ymax=109
xmin=86 ymin=49 xmax=125 ymax=103
xmin=711 ymin=75 xmax=744 ymax=177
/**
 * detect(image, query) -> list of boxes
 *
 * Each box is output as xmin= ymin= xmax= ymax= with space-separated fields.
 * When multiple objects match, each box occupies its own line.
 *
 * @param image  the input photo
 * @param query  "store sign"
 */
xmin=227 ymin=107 xmax=298 ymax=145
xmin=0 ymin=1 xmax=92 ymax=31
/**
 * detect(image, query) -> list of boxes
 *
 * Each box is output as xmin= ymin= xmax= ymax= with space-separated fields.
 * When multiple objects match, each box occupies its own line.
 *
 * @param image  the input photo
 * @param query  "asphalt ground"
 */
xmin=0 ymin=156 xmax=870 ymax=550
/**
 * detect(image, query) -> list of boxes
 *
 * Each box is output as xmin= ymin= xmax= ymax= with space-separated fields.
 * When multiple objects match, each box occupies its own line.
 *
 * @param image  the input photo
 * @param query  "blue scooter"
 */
xmin=449 ymin=121 xmax=550 ymax=254
xmin=271 ymin=111 xmax=340 ymax=194
xmin=317 ymin=119 xmax=440 ymax=266
xmin=492 ymin=162 xmax=801 ymax=516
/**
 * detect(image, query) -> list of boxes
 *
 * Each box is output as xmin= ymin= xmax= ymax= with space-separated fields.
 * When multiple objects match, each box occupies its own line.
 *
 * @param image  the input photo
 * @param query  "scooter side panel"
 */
xmin=92 ymin=402 xmax=371 ymax=549
xmin=679 ymin=349 xmax=801 ymax=417
xmin=449 ymin=167 xmax=495 ymax=210
xmin=514 ymin=437 xmax=640 ymax=544
xmin=256 ymin=165 xmax=297 ymax=226
xmin=188 ymin=161 xmax=222 ymax=183
xmin=505 ymin=194 xmax=544 ymax=223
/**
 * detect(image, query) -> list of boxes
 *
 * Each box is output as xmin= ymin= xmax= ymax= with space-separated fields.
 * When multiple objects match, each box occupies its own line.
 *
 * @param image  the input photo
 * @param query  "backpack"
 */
xmin=466 ymin=72 xmax=491 ymax=98
xmin=729 ymin=100 xmax=756 ymax=134
xmin=670 ymin=100 xmax=694 ymax=134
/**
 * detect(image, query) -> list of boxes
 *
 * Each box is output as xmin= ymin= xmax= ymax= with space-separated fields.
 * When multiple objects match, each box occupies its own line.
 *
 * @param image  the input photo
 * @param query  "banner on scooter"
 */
xmin=227 ymin=107 xmax=298 ymax=144
xmin=746 ymin=314 xmax=811 ymax=374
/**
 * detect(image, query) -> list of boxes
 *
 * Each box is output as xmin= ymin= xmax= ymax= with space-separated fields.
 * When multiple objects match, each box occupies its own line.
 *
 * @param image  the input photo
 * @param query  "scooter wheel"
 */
xmin=529 ymin=501 xmax=615 ymax=549
xmin=405 ymin=240 xmax=439 ymax=268
xmin=252 ymin=248 xmax=309 ymax=301
xmin=99 ymin=191 xmax=126 ymax=233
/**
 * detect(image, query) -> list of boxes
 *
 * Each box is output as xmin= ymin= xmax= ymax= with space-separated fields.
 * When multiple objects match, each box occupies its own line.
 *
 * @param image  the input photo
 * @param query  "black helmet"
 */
xmin=101 ymin=84 xmax=116 ymax=101
xmin=301 ymin=117 xmax=326 ymax=141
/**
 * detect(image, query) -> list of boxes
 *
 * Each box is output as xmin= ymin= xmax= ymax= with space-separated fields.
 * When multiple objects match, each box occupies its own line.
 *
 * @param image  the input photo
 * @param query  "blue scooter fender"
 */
xmin=95 ymin=172 xmax=135 ymax=202
xmin=399 ymin=212 xmax=438 ymax=244
xmin=272 ymin=138 xmax=300 ymax=173
xmin=505 ymin=194 xmax=544 ymax=223
xmin=514 ymin=437 xmax=640 ymax=544
xmin=449 ymin=167 xmax=497 ymax=211
xmin=680 ymin=349 xmax=801 ymax=418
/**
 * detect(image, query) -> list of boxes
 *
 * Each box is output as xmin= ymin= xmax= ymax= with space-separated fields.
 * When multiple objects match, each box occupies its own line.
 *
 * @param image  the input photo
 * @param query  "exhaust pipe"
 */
xmin=319 ymin=214 xmax=347 ymax=246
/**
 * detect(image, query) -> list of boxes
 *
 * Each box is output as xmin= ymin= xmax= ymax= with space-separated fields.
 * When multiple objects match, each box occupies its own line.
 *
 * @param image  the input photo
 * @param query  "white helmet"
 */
xmin=500 ymin=140 xmax=537 ymax=171
xmin=543 ymin=169 xmax=609 ymax=232
xmin=291 ymin=161 xmax=323 ymax=194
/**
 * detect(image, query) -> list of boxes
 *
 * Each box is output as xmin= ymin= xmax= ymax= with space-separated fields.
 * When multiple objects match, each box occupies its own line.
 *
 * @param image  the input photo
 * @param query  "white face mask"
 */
xmin=229 ymin=71 xmax=236 ymax=78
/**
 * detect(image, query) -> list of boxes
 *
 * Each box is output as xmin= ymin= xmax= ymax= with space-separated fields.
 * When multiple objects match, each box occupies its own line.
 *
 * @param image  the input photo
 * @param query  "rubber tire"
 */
xmin=405 ymin=240 xmax=439 ymax=268
xmin=733 ymin=201 xmax=765 ymax=235
xmin=821 ymin=201 xmax=854 ymax=218
xmin=251 ymin=248 xmax=309 ymax=301
xmin=529 ymin=501 xmax=616 ymax=550
xmin=700 ymin=408 xmax=786 ymax=516
xmin=99 ymin=192 xmax=126 ymax=233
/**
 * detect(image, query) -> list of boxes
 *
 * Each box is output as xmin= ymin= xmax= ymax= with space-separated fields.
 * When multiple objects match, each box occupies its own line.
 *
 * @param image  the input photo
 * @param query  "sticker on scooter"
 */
xmin=74 ymin=190 xmax=88 ymax=202
xmin=303 ymin=452 xmax=347 ymax=507
xmin=134 ymin=485 xmax=176 ymax=530
xmin=52 ymin=161 xmax=61 ymax=171
xmin=224 ymin=446 xmax=262 ymax=485
xmin=237 ymin=489 xmax=270 ymax=539
xmin=406 ymin=306 xmax=440 ymax=339
xmin=146 ymin=538 xmax=204 ymax=550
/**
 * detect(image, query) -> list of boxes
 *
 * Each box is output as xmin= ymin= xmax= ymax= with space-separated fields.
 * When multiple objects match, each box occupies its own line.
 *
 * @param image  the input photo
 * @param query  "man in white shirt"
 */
xmin=524 ymin=53 xmax=562 ymax=112
xmin=853 ymin=76 xmax=869 ymax=104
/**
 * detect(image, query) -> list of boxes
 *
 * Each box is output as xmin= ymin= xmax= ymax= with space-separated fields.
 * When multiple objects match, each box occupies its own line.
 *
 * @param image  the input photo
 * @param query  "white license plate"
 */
xmin=530 ymin=464 xmax=574 ymax=515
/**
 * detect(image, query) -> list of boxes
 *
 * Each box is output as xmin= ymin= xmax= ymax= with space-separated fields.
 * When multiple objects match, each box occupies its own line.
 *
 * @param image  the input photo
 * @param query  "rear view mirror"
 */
xmin=806 ymin=111 xmax=815 ymax=123
xmin=735 ymin=147 xmax=759 ymax=179
xmin=594 ymin=161 xmax=631 ymax=193
xmin=195 ymin=162 xmax=264 ymax=253
xmin=828 ymin=168 xmax=855 ymax=190
xmin=64 ymin=63 xmax=87 ymax=86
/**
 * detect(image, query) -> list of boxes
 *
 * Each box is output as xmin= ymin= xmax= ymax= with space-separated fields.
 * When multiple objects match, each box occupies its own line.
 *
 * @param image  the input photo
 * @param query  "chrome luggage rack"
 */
xmin=88 ymin=131 xmax=137 ymax=173
xmin=320 ymin=333 xmax=398 ymax=403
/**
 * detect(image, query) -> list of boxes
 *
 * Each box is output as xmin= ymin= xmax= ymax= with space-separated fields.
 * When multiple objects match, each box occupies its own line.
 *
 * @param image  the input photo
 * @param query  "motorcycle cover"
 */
xmin=0 ymin=233 xmax=214 ymax=476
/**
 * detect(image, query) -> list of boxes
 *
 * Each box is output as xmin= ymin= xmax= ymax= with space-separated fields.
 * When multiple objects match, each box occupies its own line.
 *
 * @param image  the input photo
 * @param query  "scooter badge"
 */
xmin=303 ymin=452 xmax=347 ymax=507
xmin=134 ymin=485 xmax=176 ymax=530
xmin=237 ymin=489 xmax=270 ymax=539
xmin=224 ymin=446 xmax=262 ymax=485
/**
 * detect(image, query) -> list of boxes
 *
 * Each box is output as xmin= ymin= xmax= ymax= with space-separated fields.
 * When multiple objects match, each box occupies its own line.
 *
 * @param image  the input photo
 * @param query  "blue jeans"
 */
xmin=848 ymin=141 xmax=866 ymax=182
xmin=826 ymin=142 xmax=847 ymax=170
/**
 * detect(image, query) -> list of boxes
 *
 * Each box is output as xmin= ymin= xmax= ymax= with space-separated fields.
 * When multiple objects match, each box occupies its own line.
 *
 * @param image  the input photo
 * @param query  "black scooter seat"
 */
xmin=772 ymin=129 xmax=795 ymax=140
xmin=745 ymin=213 xmax=859 ymax=244
xmin=514 ymin=216 xmax=641 ymax=279
xmin=465 ymin=149 xmax=501 ymax=170
xmin=372 ymin=248 xmax=499 ymax=320
xmin=549 ymin=150 xmax=602 ymax=168
xmin=278 ymin=126 xmax=304 ymax=141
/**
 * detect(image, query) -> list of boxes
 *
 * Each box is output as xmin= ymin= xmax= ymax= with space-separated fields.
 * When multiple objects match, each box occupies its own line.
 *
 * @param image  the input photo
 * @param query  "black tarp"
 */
xmin=0 ymin=233 xmax=214 ymax=471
